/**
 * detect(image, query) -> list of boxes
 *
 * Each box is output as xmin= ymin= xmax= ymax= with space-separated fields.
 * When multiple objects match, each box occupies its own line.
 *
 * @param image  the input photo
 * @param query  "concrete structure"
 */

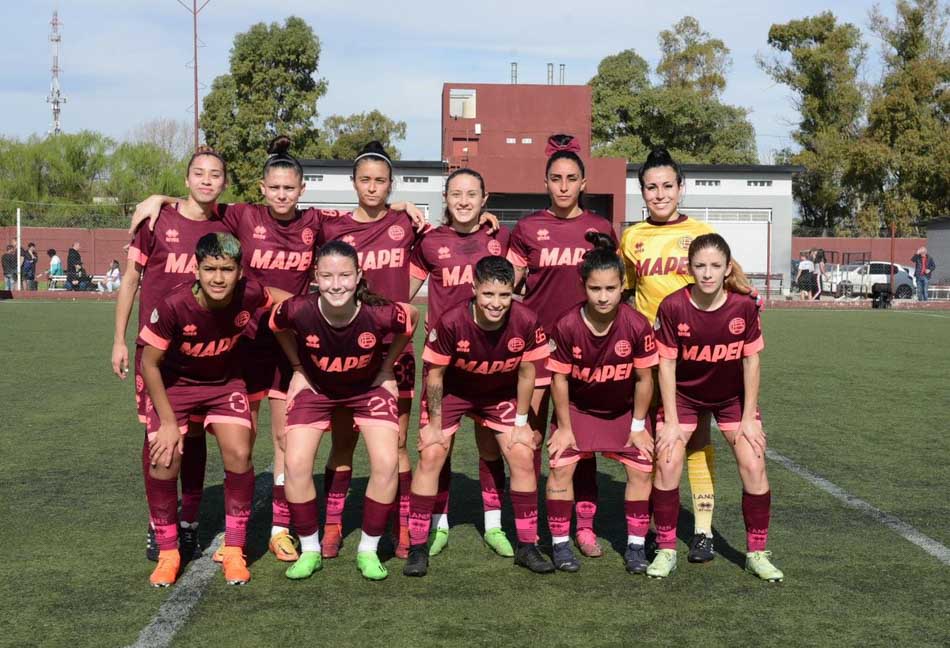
xmin=923 ymin=217 xmax=950 ymax=283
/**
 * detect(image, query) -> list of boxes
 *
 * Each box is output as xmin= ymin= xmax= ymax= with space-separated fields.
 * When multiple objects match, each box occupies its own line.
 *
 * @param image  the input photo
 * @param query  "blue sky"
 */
xmin=1 ymin=1 xmax=888 ymax=162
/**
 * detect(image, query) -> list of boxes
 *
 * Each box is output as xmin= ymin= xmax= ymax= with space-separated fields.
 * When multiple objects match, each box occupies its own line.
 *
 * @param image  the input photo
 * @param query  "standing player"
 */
xmin=545 ymin=233 xmax=658 ymax=573
xmin=506 ymin=134 xmax=617 ymax=557
xmin=140 ymin=233 xmax=288 ymax=587
xmin=647 ymin=233 xmax=782 ymax=582
xmin=270 ymin=241 xmax=418 ymax=581
xmin=407 ymin=168 xmax=512 ymax=557
xmin=404 ymin=255 xmax=553 ymax=576
xmin=113 ymin=147 xmax=231 ymax=563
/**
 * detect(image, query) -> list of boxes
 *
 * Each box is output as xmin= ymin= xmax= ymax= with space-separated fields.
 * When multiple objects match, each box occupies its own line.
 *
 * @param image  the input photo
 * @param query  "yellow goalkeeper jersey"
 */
xmin=620 ymin=214 xmax=715 ymax=324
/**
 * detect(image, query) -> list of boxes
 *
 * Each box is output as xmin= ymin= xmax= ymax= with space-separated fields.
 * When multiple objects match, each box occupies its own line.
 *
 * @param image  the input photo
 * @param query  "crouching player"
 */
xmin=647 ymin=233 xmax=783 ymax=582
xmin=140 ymin=233 xmax=289 ymax=587
xmin=270 ymin=241 xmax=418 ymax=581
xmin=545 ymin=233 xmax=658 ymax=573
xmin=404 ymin=256 xmax=554 ymax=577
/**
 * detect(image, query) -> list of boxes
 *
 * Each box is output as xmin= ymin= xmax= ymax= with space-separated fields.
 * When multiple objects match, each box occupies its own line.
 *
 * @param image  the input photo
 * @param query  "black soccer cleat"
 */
xmin=552 ymin=541 xmax=580 ymax=572
xmin=624 ymin=543 xmax=648 ymax=574
xmin=179 ymin=524 xmax=202 ymax=561
xmin=146 ymin=526 xmax=159 ymax=562
xmin=514 ymin=543 xmax=555 ymax=574
xmin=687 ymin=533 xmax=715 ymax=563
xmin=402 ymin=544 xmax=429 ymax=577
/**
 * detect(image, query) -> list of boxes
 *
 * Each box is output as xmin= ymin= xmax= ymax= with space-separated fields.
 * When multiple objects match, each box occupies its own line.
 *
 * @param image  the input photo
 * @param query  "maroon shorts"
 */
xmin=241 ymin=322 xmax=292 ymax=403
xmin=549 ymin=406 xmax=652 ymax=472
xmin=134 ymin=344 xmax=151 ymax=424
xmin=656 ymin=392 xmax=761 ymax=433
xmin=285 ymin=385 xmax=400 ymax=434
xmin=426 ymin=393 xmax=518 ymax=436
xmin=146 ymin=378 xmax=252 ymax=438
xmin=533 ymin=357 xmax=552 ymax=388
xmin=386 ymin=343 xmax=416 ymax=400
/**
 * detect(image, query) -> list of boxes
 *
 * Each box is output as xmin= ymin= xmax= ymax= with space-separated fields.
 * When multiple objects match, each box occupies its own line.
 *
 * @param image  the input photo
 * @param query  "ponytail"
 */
xmin=263 ymin=135 xmax=303 ymax=179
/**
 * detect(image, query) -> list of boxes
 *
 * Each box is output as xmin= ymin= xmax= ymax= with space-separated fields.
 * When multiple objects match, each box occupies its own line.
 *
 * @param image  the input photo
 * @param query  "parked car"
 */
xmin=828 ymin=261 xmax=915 ymax=299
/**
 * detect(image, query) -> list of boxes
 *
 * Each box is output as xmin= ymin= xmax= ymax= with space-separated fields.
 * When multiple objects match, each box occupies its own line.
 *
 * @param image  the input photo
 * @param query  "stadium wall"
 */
xmin=0 ymin=226 xmax=129 ymax=277
xmin=792 ymin=237 xmax=926 ymax=266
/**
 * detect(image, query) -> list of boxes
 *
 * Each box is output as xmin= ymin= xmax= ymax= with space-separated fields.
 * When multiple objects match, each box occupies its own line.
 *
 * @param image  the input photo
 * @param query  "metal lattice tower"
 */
xmin=46 ymin=10 xmax=66 ymax=135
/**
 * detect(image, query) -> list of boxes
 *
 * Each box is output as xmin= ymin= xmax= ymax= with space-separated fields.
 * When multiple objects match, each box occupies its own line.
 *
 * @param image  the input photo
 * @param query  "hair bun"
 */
xmin=267 ymin=135 xmax=293 ymax=156
xmin=646 ymin=147 xmax=673 ymax=165
xmin=357 ymin=140 xmax=391 ymax=161
xmin=584 ymin=230 xmax=616 ymax=252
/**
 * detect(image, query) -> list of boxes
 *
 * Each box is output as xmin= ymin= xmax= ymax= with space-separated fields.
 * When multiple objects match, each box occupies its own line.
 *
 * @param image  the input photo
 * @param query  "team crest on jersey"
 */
xmin=150 ymin=308 xmax=160 ymax=324
xmin=388 ymin=225 xmax=406 ymax=242
xmin=634 ymin=241 xmax=645 ymax=255
xmin=302 ymin=227 xmax=315 ymax=246
xmin=456 ymin=339 xmax=471 ymax=353
xmin=729 ymin=317 xmax=746 ymax=335
xmin=306 ymin=334 xmax=320 ymax=349
xmin=536 ymin=229 xmax=550 ymax=242
xmin=428 ymin=329 xmax=438 ymax=343
xmin=487 ymin=240 xmax=502 ymax=256
xmin=341 ymin=235 xmax=357 ymax=246
xmin=614 ymin=340 xmax=632 ymax=358
xmin=572 ymin=345 xmax=582 ymax=359
xmin=677 ymin=323 xmax=691 ymax=337
xmin=678 ymin=236 xmax=692 ymax=250
xmin=507 ymin=337 xmax=526 ymax=353
xmin=234 ymin=311 xmax=251 ymax=327
xmin=183 ymin=324 xmax=198 ymax=336
xmin=358 ymin=332 xmax=377 ymax=349
xmin=438 ymin=246 xmax=451 ymax=260
xmin=253 ymin=226 xmax=267 ymax=240
xmin=165 ymin=229 xmax=180 ymax=244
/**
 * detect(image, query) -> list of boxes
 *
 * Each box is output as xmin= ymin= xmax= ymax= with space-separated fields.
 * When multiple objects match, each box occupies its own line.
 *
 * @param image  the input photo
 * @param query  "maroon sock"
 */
xmin=478 ymin=457 xmax=506 ymax=512
xmin=147 ymin=475 xmax=179 ymax=550
xmin=408 ymin=492 xmax=437 ymax=546
xmin=395 ymin=470 xmax=413 ymax=540
xmin=288 ymin=499 xmax=319 ymax=538
xmin=652 ymin=487 xmax=679 ymax=550
xmin=546 ymin=498 xmax=573 ymax=539
xmin=533 ymin=448 xmax=542 ymax=480
xmin=323 ymin=467 xmax=351 ymax=526
xmin=742 ymin=490 xmax=771 ymax=552
xmin=624 ymin=499 xmax=650 ymax=540
xmin=141 ymin=433 xmax=152 ymax=506
xmin=272 ymin=485 xmax=291 ymax=529
xmin=573 ymin=455 xmax=599 ymax=532
xmin=362 ymin=496 xmax=393 ymax=538
xmin=224 ymin=468 xmax=254 ymax=548
xmin=509 ymin=489 xmax=539 ymax=544
xmin=434 ymin=458 xmax=451 ymax=516
xmin=179 ymin=434 xmax=207 ymax=525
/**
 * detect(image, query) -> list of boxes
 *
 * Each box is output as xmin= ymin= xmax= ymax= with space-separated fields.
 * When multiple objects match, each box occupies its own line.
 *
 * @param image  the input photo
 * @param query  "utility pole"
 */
xmin=177 ymin=1 xmax=211 ymax=151
xmin=46 ymin=10 xmax=66 ymax=135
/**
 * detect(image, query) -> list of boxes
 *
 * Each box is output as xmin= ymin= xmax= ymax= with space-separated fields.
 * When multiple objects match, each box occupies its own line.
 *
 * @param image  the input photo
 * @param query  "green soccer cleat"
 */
xmin=745 ymin=551 xmax=784 ymax=582
xmin=484 ymin=528 xmax=515 ymax=557
xmin=646 ymin=549 xmax=678 ymax=579
xmin=428 ymin=528 xmax=449 ymax=556
xmin=285 ymin=551 xmax=323 ymax=580
xmin=356 ymin=551 xmax=388 ymax=581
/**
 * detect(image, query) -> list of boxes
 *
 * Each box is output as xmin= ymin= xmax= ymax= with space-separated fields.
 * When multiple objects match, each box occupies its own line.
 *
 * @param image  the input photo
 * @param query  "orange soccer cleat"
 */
xmin=321 ymin=523 xmax=343 ymax=559
xmin=149 ymin=549 xmax=181 ymax=588
xmin=220 ymin=546 xmax=250 ymax=585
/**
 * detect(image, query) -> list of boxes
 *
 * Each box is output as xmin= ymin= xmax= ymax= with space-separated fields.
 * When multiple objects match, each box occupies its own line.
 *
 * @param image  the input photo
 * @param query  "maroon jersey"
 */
xmin=655 ymin=287 xmax=764 ymax=405
xmin=546 ymin=302 xmax=658 ymax=417
xmin=410 ymin=224 xmax=510 ymax=329
xmin=138 ymin=278 xmax=271 ymax=386
xmin=128 ymin=204 xmax=230 ymax=327
xmin=318 ymin=209 xmax=428 ymax=302
xmin=422 ymin=300 xmax=549 ymax=401
xmin=506 ymin=210 xmax=616 ymax=328
xmin=269 ymin=295 xmax=413 ymax=399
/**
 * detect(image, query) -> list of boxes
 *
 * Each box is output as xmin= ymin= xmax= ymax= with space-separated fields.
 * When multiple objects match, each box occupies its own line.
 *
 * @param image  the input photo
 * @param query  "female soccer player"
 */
xmin=139 ymin=232 xmax=289 ymax=587
xmin=545 ymin=233 xmax=658 ymax=573
xmin=506 ymin=134 xmax=616 ymax=557
xmin=647 ymin=233 xmax=782 ymax=582
xmin=406 ymin=168 xmax=512 ymax=558
xmin=620 ymin=147 xmax=753 ymax=563
xmin=403 ymin=255 xmax=553 ymax=577
xmin=113 ymin=146 xmax=231 ymax=563
xmin=270 ymin=241 xmax=418 ymax=581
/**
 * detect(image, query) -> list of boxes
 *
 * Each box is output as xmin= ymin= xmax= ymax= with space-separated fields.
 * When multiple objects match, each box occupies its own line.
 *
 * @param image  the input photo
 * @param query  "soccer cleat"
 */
xmin=395 ymin=527 xmax=411 ymax=560
xmin=402 ymin=545 xmax=429 ymax=577
xmin=428 ymin=528 xmax=449 ymax=557
xmin=220 ymin=546 xmax=250 ymax=585
xmin=269 ymin=530 xmax=300 ymax=562
xmin=321 ymin=523 xmax=343 ymax=559
xmin=687 ymin=533 xmax=715 ymax=563
xmin=149 ymin=549 xmax=180 ymax=588
xmin=285 ymin=551 xmax=323 ymax=580
xmin=646 ymin=548 xmax=678 ymax=579
xmin=552 ymin=541 xmax=581 ymax=572
xmin=624 ymin=544 xmax=648 ymax=574
xmin=179 ymin=524 xmax=202 ymax=561
xmin=146 ymin=526 xmax=159 ymax=562
xmin=745 ymin=551 xmax=784 ymax=582
xmin=356 ymin=551 xmax=388 ymax=581
xmin=514 ymin=543 xmax=555 ymax=574
xmin=575 ymin=528 xmax=604 ymax=557
xmin=483 ymin=528 xmax=515 ymax=557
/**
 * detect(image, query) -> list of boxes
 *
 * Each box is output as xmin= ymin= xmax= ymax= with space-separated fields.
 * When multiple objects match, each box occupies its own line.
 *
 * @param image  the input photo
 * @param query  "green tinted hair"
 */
xmin=195 ymin=232 xmax=242 ymax=265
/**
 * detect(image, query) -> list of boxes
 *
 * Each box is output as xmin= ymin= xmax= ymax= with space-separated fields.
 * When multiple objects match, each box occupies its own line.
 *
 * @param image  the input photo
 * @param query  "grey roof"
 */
xmin=299 ymin=159 xmax=445 ymax=170
xmin=626 ymin=163 xmax=804 ymax=174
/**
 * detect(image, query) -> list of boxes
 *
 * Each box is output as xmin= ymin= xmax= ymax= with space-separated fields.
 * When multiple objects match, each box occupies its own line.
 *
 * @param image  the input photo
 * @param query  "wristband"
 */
xmin=514 ymin=413 xmax=529 ymax=427
xmin=630 ymin=417 xmax=646 ymax=433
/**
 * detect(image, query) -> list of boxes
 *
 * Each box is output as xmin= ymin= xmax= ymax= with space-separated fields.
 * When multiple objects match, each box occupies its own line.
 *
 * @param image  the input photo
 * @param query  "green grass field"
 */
xmin=1 ymin=303 xmax=948 ymax=648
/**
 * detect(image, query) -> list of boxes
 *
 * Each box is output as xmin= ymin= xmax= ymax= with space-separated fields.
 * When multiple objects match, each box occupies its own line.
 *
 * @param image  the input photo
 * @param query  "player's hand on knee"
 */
xmin=509 ymin=424 xmax=537 ymax=451
xmin=546 ymin=426 xmax=576 ymax=463
xmin=655 ymin=423 xmax=683 ymax=464
xmin=625 ymin=429 xmax=654 ymax=459
xmin=737 ymin=419 xmax=766 ymax=458
xmin=418 ymin=424 xmax=447 ymax=452
xmin=149 ymin=422 xmax=182 ymax=468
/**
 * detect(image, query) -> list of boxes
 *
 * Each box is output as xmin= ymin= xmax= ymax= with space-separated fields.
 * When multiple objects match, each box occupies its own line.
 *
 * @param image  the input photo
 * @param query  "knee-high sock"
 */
xmin=652 ymin=487 xmax=679 ymax=550
xmin=362 ymin=496 xmax=393 ymax=539
xmin=742 ymin=490 xmax=771 ymax=552
xmin=478 ymin=457 xmax=505 ymax=512
xmin=272 ymin=484 xmax=291 ymax=530
xmin=179 ymin=434 xmax=207 ymax=525
xmin=434 ymin=458 xmax=451 ymax=517
xmin=573 ymin=455 xmax=598 ymax=532
xmin=147 ymin=475 xmax=179 ymax=550
xmin=323 ymin=467 xmax=351 ymax=526
xmin=687 ymin=445 xmax=715 ymax=536
xmin=224 ymin=468 xmax=254 ymax=549
xmin=546 ymin=498 xmax=573 ymax=541
xmin=288 ymin=499 xmax=319 ymax=539
xmin=509 ymin=490 xmax=539 ymax=544
xmin=394 ymin=470 xmax=412 ymax=540
xmin=624 ymin=499 xmax=650 ymax=542
xmin=408 ymin=493 xmax=437 ymax=546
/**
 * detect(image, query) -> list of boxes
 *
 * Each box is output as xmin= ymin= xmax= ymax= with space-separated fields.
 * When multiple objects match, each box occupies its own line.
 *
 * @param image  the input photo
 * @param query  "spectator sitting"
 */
xmin=99 ymin=259 xmax=122 ymax=293
xmin=66 ymin=242 xmax=85 ymax=290
xmin=46 ymin=248 xmax=63 ymax=288
xmin=68 ymin=262 xmax=96 ymax=292
xmin=2 ymin=245 xmax=16 ymax=290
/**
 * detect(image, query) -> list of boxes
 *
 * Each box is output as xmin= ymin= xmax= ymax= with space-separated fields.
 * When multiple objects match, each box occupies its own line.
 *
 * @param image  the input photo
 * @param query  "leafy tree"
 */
xmin=106 ymin=142 xmax=186 ymax=217
xmin=318 ymin=110 xmax=406 ymax=160
xmin=657 ymin=16 xmax=730 ymax=98
xmin=128 ymin=118 xmax=194 ymax=159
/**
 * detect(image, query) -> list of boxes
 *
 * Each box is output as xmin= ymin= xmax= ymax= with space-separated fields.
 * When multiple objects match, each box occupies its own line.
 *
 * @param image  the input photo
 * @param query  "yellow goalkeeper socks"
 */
xmin=687 ymin=445 xmax=715 ymax=536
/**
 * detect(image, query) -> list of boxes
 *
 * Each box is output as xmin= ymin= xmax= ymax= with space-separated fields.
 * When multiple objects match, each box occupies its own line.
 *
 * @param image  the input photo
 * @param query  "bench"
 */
xmin=47 ymin=274 xmax=108 ymax=292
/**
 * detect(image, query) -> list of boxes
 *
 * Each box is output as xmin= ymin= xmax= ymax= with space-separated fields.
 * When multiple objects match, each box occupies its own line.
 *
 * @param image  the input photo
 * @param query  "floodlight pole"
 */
xmin=178 ymin=0 xmax=211 ymax=151
xmin=889 ymin=221 xmax=896 ymax=296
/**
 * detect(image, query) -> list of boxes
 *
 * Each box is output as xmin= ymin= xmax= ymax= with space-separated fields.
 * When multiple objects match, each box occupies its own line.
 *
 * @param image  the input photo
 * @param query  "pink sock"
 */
xmin=224 ymin=468 xmax=254 ymax=548
xmin=573 ymin=455 xmax=598 ymax=532
xmin=434 ymin=458 xmax=451 ymax=516
xmin=624 ymin=499 xmax=650 ymax=539
xmin=147 ymin=475 xmax=179 ymax=550
xmin=289 ymin=499 xmax=319 ymax=538
xmin=742 ymin=490 xmax=771 ymax=552
xmin=179 ymin=434 xmax=207 ymax=525
xmin=362 ymin=496 xmax=393 ymax=537
xmin=323 ymin=467 xmax=351 ymax=526
xmin=272 ymin=485 xmax=291 ymax=528
xmin=652 ymin=487 xmax=679 ymax=550
xmin=546 ymin=499 xmax=573 ymax=539
xmin=510 ymin=490 xmax=539 ymax=544
xmin=408 ymin=493 xmax=437 ymax=546
xmin=478 ymin=457 xmax=505 ymax=512
xmin=395 ymin=470 xmax=412 ymax=540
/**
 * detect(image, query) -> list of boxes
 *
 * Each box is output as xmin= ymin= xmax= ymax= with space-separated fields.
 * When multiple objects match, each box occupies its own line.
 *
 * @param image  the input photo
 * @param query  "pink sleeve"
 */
xmin=506 ymin=224 xmax=529 ymax=268
xmin=139 ymin=326 xmax=170 ymax=351
xmin=423 ymin=318 xmax=454 ymax=365
xmin=632 ymin=314 xmax=660 ymax=368
xmin=654 ymin=301 xmax=679 ymax=359
xmin=269 ymin=299 xmax=294 ymax=333
xmin=128 ymin=223 xmax=151 ymax=266
xmin=742 ymin=306 xmax=764 ymax=356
